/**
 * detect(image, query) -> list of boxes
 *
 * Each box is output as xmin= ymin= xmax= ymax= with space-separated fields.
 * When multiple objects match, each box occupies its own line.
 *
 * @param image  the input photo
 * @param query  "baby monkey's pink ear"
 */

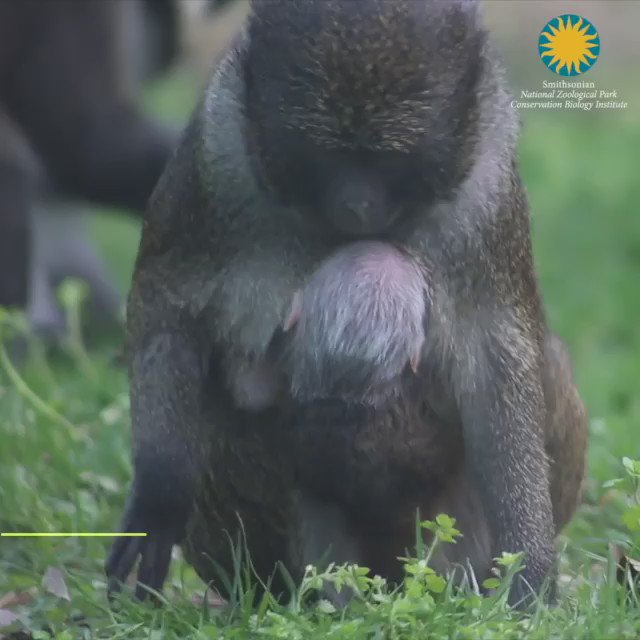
xmin=410 ymin=335 xmax=425 ymax=375
xmin=283 ymin=290 xmax=303 ymax=332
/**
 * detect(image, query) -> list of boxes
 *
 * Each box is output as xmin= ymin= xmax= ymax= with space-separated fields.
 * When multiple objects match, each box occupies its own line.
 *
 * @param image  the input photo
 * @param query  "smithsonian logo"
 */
xmin=538 ymin=14 xmax=600 ymax=76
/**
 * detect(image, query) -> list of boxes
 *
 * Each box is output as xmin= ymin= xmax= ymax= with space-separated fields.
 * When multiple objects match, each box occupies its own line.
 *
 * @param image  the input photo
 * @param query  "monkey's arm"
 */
xmin=104 ymin=126 xmax=218 ymax=596
xmin=105 ymin=263 xmax=210 ymax=598
xmin=455 ymin=312 xmax=555 ymax=604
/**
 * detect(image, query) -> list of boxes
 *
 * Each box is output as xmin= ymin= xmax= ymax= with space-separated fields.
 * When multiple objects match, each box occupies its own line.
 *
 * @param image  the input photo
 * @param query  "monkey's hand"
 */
xmin=203 ymin=250 xmax=305 ymax=412
xmin=457 ymin=317 xmax=555 ymax=607
xmin=105 ymin=462 xmax=190 ymax=601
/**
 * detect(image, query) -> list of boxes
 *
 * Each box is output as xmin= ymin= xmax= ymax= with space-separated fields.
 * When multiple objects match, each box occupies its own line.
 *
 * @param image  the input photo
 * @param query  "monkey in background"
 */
xmin=107 ymin=0 xmax=588 ymax=607
xmin=0 ymin=0 xmax=181 ymax=339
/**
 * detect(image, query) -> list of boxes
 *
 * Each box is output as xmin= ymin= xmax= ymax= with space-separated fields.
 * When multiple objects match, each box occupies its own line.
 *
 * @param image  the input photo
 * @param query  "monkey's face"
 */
xmin=248 ymin=116 xmax=469 ymax=238
xmin=260 ymin=139 xmax=430 ymax=237
xmin=246 ymin=102 xmax=460 ymax=238
xmin=245 ymin=0 xmax=485 ymax=237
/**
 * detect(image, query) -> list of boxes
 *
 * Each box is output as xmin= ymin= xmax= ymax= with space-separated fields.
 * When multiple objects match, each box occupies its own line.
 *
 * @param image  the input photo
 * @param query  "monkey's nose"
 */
xmin=327 ymin=178 xmax=389 ymax=236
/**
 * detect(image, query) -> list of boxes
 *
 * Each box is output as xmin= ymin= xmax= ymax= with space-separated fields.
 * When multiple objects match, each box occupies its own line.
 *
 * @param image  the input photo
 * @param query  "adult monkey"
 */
xmin=107 ymin=0 xmax=587 ymax=606
xmin=0 ymin=0 xmax=179 ymax=336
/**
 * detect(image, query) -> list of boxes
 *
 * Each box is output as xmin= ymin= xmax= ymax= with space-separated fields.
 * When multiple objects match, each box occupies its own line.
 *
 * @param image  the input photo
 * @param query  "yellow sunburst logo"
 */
xmin=538 ymin=15 xmax=600 ymax=76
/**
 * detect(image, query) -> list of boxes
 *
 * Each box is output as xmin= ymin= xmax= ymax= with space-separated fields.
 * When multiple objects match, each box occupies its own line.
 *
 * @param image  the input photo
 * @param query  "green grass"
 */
xmin=1 ymin=72 xmax=639 ymax=638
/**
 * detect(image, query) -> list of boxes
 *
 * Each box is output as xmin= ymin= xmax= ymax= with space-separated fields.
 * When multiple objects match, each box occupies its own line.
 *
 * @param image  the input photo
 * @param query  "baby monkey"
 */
xmin=230 ymin=241 xmax=427 ymax=413
xmin=284 ymin=241 xmax=427 ymax=406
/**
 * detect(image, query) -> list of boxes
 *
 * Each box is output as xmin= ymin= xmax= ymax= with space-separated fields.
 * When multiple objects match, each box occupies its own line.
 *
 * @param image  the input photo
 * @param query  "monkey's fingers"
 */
xmin=134 ymin=533 xmax=174 ymax=601
xmin=105 ymin=535 xmax=143 ymax=595
xmin=409 ymin=335 xmax=426 ymax=375
xmin=283 ymin=290 xmax=303 ymax=332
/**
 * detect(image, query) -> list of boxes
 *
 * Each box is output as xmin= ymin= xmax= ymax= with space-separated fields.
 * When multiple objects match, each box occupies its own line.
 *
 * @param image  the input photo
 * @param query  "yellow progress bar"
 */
xmin=1 ymin=532 xmax=147 ymax=537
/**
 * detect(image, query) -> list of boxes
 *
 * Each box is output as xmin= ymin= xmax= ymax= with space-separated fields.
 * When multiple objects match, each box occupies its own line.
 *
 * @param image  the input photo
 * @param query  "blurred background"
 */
xmin=0 ymin=0 xmax=638 ymax=630
xmin=484 ymin=0 xmax=640 ymax=514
